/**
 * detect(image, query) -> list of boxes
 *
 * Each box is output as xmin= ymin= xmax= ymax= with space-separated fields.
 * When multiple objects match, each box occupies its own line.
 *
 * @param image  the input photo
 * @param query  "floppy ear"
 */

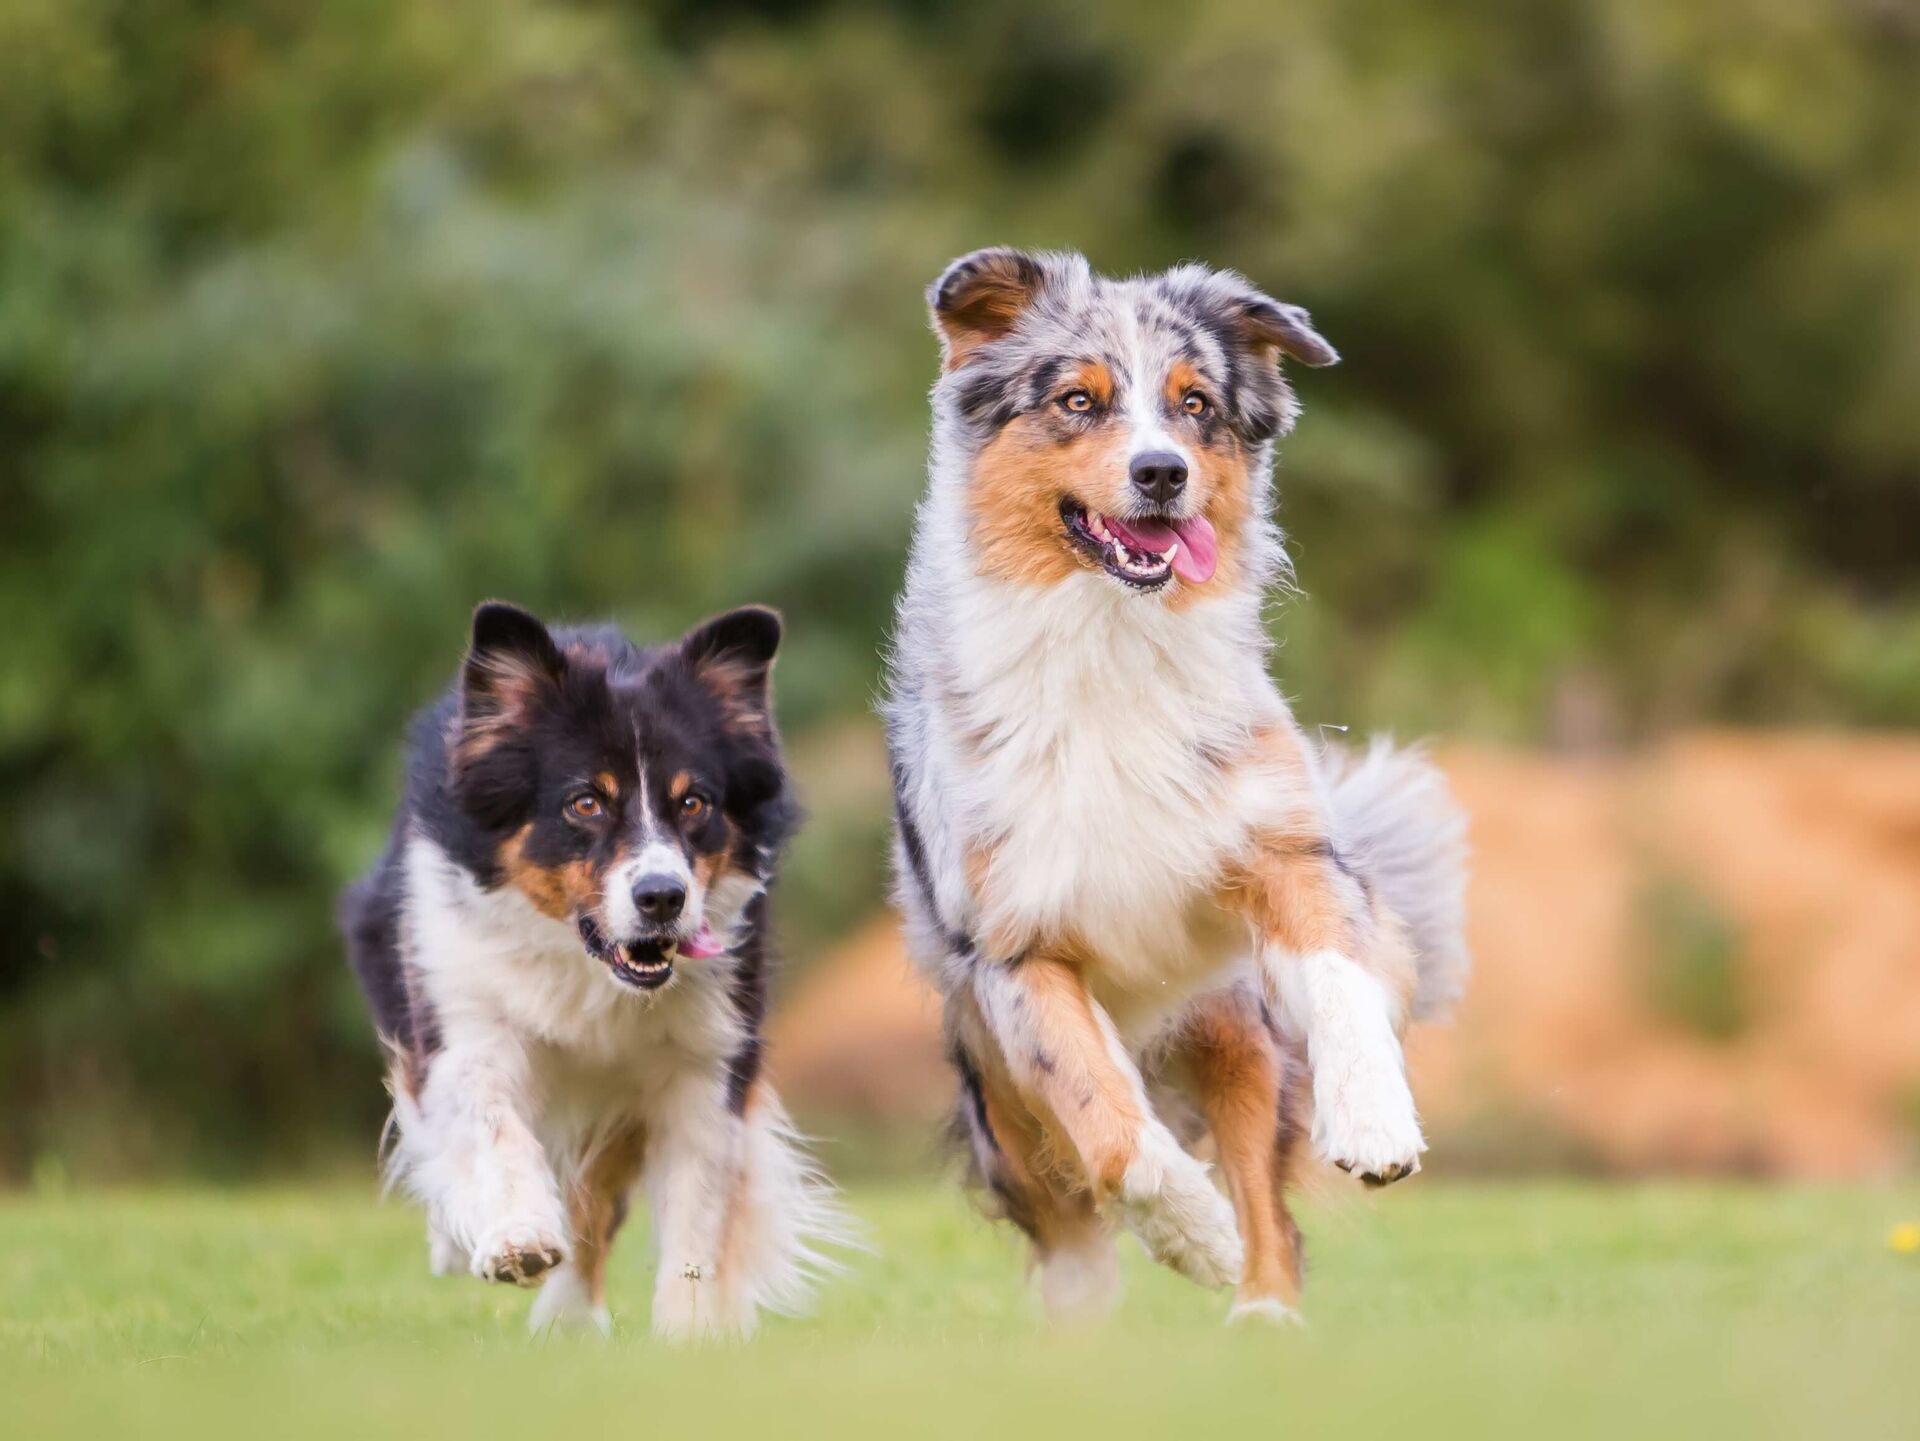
xmin=454 ymin=601 xmax=564 ymax=824
xmin=928 ymin=247 xmax=1067 ymax=370
xmin=681 ymin=605 xmax=782 ymax=731
xmin=1235 ymin=295 xmax=1340 ymax=369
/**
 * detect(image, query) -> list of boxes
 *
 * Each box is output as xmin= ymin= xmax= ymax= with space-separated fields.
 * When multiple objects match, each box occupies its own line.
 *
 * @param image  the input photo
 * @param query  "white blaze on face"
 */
xmin=1120 ymin=316 xmax=1192 ymax=499
xmin=602 ymin=798 xmax=700 ymax=944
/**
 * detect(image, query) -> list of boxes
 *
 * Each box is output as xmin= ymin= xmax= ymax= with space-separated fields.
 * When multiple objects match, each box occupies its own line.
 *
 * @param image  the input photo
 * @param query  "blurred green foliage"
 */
xmin=1636 ymin=874 xmax=1749 ymax=1042
xmin=2 ymin=0 xmax=1917 ymax=1178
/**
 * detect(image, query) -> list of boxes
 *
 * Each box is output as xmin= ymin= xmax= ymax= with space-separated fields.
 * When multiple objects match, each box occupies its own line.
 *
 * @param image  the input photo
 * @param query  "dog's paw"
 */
xmin=1039 ymin=1235 xmax=1123 ymax=1324
xmin=471 ymin=1223 xmax=569 ymax=1287
xmin=1113 ymin=1133 xmax=1244 ymax=1289
xmin=1227 ymin=1295 xmax=1306 ymax=1328
xmin=528 ymin=1265 xmax=612 ymax=1337
xmin=1312 ymin=1060 xmax=1425 ymax=1187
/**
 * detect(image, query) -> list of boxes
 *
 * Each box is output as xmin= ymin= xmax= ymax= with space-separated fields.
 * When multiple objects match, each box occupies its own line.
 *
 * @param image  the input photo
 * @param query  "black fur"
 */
xmin=723 ymin=891 xmax=772 ymax=1114
xmin=949 ymin=1038 xmax=1041 ymax=1242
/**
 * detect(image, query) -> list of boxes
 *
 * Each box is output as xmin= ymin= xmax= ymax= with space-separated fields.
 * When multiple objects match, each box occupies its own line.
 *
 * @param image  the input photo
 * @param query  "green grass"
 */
xmin=4 ymin=1181 xmax=1917 ymax=1439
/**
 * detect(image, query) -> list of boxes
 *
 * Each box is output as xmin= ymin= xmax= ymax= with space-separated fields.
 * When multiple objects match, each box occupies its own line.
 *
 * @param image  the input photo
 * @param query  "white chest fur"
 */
xmin=929 ymin=572 xmax=1288 ymax=1011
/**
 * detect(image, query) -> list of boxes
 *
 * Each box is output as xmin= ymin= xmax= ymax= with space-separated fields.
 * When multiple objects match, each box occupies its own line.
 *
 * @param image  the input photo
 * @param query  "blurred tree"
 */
xmin=1 ymin=0 xmax=1915 ymax=1177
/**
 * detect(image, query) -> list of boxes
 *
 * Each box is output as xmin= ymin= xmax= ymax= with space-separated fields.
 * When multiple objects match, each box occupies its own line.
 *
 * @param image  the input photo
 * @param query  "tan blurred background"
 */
xmin=3 ymin=0 xmax=1918 ymax=1184
xmin=773 ymin=731 xmax=1920 ymax=1179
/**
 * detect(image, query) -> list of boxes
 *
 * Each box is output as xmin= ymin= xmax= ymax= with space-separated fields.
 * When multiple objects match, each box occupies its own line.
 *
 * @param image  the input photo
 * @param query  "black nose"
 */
xmin=632 ymin=875 xmax=686 ymax=923
xmin=1129 ymin=451 xmax=1188 ymax=505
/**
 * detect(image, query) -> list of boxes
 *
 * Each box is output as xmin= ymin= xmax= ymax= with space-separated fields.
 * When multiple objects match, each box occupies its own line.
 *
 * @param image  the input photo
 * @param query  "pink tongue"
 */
xmin=1103 ymin=513 xmax=1218 ymax=585
xmin=678 ymin=924 xmax=724 ymax=959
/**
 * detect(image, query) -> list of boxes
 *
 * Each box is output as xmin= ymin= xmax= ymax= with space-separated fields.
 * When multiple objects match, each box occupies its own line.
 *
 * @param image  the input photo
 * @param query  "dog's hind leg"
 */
xmin=959 ymin=954 xmax=1243 ymax=1290
xmin=530 ymin=1119 xmax=647 ymax=1337
xmin=953 ymin=1037 xmax=1120 ymax=1322
xmin=1163 ymin=986 xmax=1310 ymax=1324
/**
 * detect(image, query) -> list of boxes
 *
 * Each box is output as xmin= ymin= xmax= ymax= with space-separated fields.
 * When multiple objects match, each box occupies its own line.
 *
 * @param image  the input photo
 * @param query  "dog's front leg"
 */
xmin=410 ymin=1034 xmax=570 ymax=1284
xmin=645 ymin=1072 xmax=746 ymax=1341
xmin=963 ymin=953 xmax=1243 ymax=1288
xmin=1225 ymin=832 xmax=1425 ymax=1185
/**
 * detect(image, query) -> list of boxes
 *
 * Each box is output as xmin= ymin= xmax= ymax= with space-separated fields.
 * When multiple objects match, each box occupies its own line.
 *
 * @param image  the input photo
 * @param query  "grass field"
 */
xmin=4 ymin=1180 xmax=1917 ymax=1438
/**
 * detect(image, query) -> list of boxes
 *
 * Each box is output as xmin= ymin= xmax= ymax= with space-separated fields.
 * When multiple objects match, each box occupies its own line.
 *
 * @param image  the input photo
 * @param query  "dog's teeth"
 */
xmin=1161 ymin=546 xmax=1177 ymax=563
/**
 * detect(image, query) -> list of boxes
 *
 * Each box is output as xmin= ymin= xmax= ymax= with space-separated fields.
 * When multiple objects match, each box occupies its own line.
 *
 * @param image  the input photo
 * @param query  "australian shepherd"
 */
xmin=342 ymin=601 xmax=848 ymax=1339
xmin=884 ymin=249 xmax=1469 ymax=1323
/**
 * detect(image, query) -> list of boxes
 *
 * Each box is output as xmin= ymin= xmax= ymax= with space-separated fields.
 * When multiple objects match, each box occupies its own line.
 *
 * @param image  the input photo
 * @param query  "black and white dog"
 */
xmin=342 ymin=602 xmax=847 ymax=1339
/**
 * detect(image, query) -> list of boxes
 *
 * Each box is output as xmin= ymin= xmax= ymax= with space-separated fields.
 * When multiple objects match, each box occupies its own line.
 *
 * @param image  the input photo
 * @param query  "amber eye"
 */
xmin=1182 ymin=390 xmax=1209 ymax=416
xmin=1061 ymin=389 xmax=1094 ymax=414
xmin=565 ymin=792 xmax=604 ymax=822
xmin=680 ymin=793 xmax=709 ymax=821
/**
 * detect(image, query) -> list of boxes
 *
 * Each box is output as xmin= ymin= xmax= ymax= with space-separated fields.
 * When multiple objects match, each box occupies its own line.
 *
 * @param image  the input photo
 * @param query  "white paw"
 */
xmin=1039 ymin=1235 xmax=1123 ymax=1323
xmin=1312 ymin=1057 xmax=1425 ymax=1186
xmin=470 ymin=1220 xmax=569 ymax=1287
xmin=651 ymin=1261 xmax=752 ymax=1342
xmin=1227 ymin=1296 xmax=1306 ymax=1328
xmin=1113 ymin=1130 xmax=1244 ymax=1289
xmin=528 ymin=1265 xmax=611 ymax=1337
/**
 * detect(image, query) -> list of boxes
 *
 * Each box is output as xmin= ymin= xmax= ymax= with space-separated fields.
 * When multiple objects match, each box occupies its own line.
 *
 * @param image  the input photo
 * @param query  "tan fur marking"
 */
xmin=595 ymin=771 xmax=620 ymax=799
xmin=452 ymin=652 xmax=546 ymax=770
xmin=936 ymin=260 xmax=1042 ymax=370
xmin=970 ymin=1055 xmax=1108 ymax=1258
xmin=1163 ymin=359 xmax=1205 ymax=408
xmin=693 ymin=659 xmax=772 ymax=737
xmin=1217 ymin=843 xmax=1356 ymax=957
xmin=566 ymin=1121 xmax=648 ymax=1305
xmin=1073 ymin=360 xmax=1115 ymax=408
xmin=1215 ymin=729 xmax=1419 ymax=1016
xmin=969 ymin=415 xmax=1130 ymax=588
xmin=691 ymin=844 xmax=727 ymax=894
xmin=960 ymin=952 xmax=1145 ymax=1198
xmin=496 ymin=826 xmax=597 ymax=921
xmin=1170 ymin=994 xmax=1305 ymax=1310
xmin=963 ymin=842 xmax=1030 ymax=959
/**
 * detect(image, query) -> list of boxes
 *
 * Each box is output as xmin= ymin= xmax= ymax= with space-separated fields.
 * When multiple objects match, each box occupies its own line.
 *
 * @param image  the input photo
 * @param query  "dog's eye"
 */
xmin=680 ymin=793 xmax=709 ymax=821
xmin=565 ymin=792 xmax=604 ymax=821
xmin=1181 ymin=390 xmax=1209 ymax=417
xmin=1060 ymin=389 xmax=1094 ymax=414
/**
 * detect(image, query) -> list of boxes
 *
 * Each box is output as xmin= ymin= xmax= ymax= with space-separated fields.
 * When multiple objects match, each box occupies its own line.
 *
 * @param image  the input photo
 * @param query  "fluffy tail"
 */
xmin=1321 ymin=738 xmax=1471 ymax=1022
xmin=721 ymin=1089 xmax=864 ymax=1329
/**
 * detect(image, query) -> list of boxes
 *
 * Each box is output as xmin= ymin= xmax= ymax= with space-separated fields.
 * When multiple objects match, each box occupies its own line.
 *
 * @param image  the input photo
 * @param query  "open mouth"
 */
xmin=1060 ymin=499 xmax=1218 ymax=590
xmin=577 ymin=914 xmax=724 ymax=993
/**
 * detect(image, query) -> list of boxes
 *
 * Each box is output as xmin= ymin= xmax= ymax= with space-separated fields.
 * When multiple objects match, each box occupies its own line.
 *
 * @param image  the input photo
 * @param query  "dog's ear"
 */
xmin=454 ymin=602 xmax=564 ymax=822
xmin=1165 ymin=267 xmax=1339 ymax=441
xmin=928 ymin=248 xmax=1073 ymax=370
xmin=681 ymin=605 xmax=781 ymax=733
xmin=463 ymin=601 xmax=565 ymax=714
xmin=1234 ymin=294 xmax=1340 ymax=369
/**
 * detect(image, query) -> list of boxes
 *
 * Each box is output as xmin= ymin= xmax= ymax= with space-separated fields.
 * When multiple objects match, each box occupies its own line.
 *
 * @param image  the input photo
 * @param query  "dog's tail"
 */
xmin=721 ymin=1089 xmax=865 ymax=1329
xmin=1322 ymin=738 xmax=1470 ymax=1022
